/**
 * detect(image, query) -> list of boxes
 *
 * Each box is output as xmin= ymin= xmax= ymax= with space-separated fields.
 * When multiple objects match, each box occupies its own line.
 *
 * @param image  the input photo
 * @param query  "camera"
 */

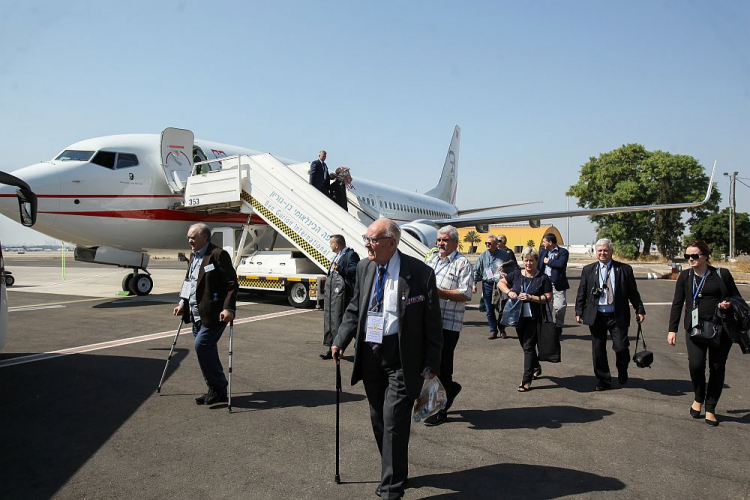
xmin=591 ymin=287 xmax=603 ymax=298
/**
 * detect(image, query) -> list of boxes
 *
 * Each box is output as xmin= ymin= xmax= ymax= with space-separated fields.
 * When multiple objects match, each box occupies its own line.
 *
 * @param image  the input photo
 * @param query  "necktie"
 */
xmin=605 ymin=269 xmax=614 ymax=305
xmin=370 ymin=265 xmax=386 ymax=312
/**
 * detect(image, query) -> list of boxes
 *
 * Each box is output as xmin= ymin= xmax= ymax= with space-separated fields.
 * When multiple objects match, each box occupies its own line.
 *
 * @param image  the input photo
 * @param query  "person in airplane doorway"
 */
xmin=332 ymin=218 xmax=442 ymax=500
xmin=473 ymin=235 xmax=515 ymax=339
xmin=329 ymin=166 xmax=352 ymax=211
xmin=423 ymin=225 xmax=473 ymax=426
xmin=309 ymin=150 xmax=330 ymax=196
xmin=321 ymin=234 xmax=360 ymax=360
xmin=173 ymin=223 xmax=238 ymax=405
xmin=539 ymin=233 xmax=570 ymax=340
xmin=575 ymin=238 xmax=645 ymax=392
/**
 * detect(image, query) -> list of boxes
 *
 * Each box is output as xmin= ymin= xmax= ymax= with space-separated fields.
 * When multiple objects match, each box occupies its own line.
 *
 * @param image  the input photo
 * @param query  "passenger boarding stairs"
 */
xmin=179 ymin=153 xmax=429 ymax=272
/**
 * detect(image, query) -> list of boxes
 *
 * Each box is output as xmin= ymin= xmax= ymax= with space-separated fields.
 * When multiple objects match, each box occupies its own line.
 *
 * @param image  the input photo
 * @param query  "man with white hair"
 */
xmin=575 ymin=238 xmax=645 ymax=391
xmin=422 ymin=225 xmax=473 ymax=426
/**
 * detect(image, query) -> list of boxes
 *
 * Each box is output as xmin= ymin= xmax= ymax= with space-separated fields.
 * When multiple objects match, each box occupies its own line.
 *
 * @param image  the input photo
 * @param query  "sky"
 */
xmin=0 ymin=0 xmax=748 ymax=246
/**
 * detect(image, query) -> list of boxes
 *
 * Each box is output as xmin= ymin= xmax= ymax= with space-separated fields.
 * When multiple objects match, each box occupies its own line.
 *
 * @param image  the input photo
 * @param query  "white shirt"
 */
xmin=598 ymin=260 xmax=616 ymax=312
xmin=369 ymin=251 xmax=401 ymax=336
xmin=426 ymin=250 xmax=473 ymax=331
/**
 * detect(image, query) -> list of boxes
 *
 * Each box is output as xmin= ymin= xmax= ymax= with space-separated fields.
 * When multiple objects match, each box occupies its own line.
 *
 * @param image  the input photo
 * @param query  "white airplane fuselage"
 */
xmin=0 ymin=134 xmax=458 ymax=252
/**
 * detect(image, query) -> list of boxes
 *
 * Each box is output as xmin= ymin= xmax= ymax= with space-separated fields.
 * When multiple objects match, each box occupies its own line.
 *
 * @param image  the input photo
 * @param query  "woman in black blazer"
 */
xmin=668 ymin=240 xmax=740 ymax=426
xmin=498 ymin=247 xmax=552 ymax=392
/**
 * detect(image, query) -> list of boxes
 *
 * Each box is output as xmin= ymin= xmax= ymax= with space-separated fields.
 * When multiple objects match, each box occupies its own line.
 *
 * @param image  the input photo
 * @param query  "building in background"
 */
xmin=457 ymin=225 xmax=564 ymax=254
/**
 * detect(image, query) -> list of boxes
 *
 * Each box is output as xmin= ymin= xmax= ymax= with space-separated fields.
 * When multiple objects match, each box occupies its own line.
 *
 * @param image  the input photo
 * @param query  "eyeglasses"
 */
xmin=363 ymin=235 xmax=392 ymax=245
xmin=485 ymin=242 xmax=494 ymax=247
xmin=684 ymin=253 xmax=702 ymax=260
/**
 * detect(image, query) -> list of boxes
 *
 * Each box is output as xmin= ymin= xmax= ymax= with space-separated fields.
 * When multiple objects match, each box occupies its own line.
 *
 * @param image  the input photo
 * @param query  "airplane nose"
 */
xmin=0 ymin=163 xmax=60 ymax=225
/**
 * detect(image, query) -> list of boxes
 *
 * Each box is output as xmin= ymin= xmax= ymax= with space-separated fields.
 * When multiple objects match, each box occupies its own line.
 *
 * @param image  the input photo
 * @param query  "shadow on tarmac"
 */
xmin=0 ymin=349 xmax=188 ymax=499
xmin=453 ymin=405 xmax=613 ymax=430
xmin=546 ymin=375 xmax=694 ymax=396
xmin=409 ymin=462 xmax=625 ymax=498
xmin=227 ymin=389 xmax=366 ymax=411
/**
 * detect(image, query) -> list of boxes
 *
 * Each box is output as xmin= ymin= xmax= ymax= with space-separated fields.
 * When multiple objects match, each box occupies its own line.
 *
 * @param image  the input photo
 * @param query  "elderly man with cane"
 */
xmin=332 ymin=218 xmax=442 ymax=500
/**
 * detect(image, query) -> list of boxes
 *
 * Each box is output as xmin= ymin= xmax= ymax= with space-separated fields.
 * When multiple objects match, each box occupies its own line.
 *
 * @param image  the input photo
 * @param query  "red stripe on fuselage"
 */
xmin=0 ymin=194 xmax=181 ymax=199
xmin=44 ymin=209 xmax=265 ymax=224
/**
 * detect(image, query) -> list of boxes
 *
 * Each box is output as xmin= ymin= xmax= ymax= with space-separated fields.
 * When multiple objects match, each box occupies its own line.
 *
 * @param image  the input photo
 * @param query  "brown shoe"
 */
xmin=500 ymin=331 xmax=508 ymax=339
xmin=488 ymin=332 xmax=498 ymax=340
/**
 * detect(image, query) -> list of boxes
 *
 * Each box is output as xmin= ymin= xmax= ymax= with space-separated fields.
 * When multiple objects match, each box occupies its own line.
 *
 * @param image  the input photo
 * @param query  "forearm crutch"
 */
xmin=227 ymin=320 xmax=235 ymax=412
xmin=335 ymin=359 xmax=341 ymax=484
xmin=157 ymin=320 xmax=183 ymax=393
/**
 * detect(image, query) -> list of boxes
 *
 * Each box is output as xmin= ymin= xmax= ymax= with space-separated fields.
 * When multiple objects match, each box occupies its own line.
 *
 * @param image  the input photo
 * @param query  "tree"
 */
xmin=567 ymin=144 xmax=720 ymax=259
xmin=689 ymin=208 xmax=750 ymax=257
xmin=463 ymin=230 xmax=481 ymax=254
xmin=526 ymin=239 xmax=536 ymax=248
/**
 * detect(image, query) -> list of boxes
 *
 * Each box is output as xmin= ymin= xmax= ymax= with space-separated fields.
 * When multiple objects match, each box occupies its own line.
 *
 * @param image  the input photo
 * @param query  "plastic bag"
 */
xmin=412 ymin=377 xmax=447 ymax=423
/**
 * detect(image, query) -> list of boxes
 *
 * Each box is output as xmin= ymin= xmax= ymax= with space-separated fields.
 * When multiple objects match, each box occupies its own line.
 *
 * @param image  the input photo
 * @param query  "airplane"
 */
xmin=0 ymin=126 xmax=715 ymax=296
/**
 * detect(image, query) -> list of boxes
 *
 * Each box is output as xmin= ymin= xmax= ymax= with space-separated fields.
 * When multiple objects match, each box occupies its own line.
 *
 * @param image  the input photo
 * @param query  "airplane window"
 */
xmin=55 ymin=150 xmax=95 ymax=162
xmin=91 ymin=151 xmax=116 ymax=169
xmin=379 ymin=200 xmax=383 ymax=208
xmin=116 ymin=153 xmax=139 ymax=169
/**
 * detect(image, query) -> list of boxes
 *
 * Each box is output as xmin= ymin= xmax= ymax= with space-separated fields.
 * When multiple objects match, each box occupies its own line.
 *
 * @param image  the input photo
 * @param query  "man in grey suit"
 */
xmin=332 ymin=218 xmax=443 ymax=500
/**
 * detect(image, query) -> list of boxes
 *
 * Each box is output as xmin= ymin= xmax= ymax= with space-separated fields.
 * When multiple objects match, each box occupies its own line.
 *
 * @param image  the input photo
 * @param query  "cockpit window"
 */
xmin=116 ymin=153 xmax=139 ymax=169
xmin=55 ymin=150 xmax=95 ymax=162
xmin=91 ymin=151 xmax=116 ymax=169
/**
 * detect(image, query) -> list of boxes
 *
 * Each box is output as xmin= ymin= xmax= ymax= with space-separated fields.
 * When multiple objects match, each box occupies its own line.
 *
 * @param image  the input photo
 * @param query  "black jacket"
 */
xmin=575 ymin=260 xmax=644 ymax=328
xmin=668 ymin=266 xmax=740 ymax=332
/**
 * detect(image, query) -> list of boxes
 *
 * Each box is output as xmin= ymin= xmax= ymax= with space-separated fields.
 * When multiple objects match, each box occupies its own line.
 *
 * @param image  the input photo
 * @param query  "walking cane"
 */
xmin=335 ymin=358 xmax=341 ymax=484
xmin=227 ymin=320 xmax=235 ymax=413
xmin=157 ymin=320 xmax=183 ymax=393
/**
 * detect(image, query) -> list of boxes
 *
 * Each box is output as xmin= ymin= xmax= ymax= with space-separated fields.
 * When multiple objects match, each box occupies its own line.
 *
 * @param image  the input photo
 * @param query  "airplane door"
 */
xmin=160 ymin=127 xmax=195 ymax=193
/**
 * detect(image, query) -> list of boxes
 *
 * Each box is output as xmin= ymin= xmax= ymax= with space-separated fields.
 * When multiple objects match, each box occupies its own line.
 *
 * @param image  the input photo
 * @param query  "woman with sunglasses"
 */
xmin=668 ymin=240 xmax=740 ymax=426
xmin=498 ymin=247 xmax=552 ymax=392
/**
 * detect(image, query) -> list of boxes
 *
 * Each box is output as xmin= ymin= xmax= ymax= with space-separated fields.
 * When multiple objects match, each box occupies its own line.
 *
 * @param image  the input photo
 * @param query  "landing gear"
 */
xmin=122 ymin=271 xmax=153 ymax=296
xmin=287 ymin=282 xmax=313 ymax=308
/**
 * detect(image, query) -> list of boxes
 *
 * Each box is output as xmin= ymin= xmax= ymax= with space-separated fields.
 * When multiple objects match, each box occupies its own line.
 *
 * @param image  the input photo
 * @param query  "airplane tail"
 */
xmin=424 ymin=126 xmax=460 ymax=205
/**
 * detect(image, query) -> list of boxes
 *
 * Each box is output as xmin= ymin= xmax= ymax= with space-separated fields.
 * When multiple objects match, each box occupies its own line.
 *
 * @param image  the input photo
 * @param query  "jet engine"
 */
xmin=399 ymin=220 xmax=440 ymax=248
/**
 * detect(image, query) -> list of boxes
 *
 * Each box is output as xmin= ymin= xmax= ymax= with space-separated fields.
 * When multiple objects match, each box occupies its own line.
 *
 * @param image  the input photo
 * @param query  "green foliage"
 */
xmin=567 ymin=144 xmax=720 ymax=259
xmin=463 ymin=230 xmax=481 ymax=245
xmin=526 ymin=239 xmax=536 ymax=248
xmin=689 ymin=208 xmax=750 ymax=257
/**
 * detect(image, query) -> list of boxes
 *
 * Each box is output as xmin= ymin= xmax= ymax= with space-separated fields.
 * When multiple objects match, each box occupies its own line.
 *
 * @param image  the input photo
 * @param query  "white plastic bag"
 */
xmin=412 ymin=377 xmax=447 ymax=423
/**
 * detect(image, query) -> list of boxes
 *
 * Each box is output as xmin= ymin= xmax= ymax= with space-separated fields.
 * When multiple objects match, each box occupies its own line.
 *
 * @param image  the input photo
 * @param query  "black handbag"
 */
xmin=689 ymin=319 xmax=723 ymax=347
xmin=537 ymin=299 xmax=561 ymax=363
xmin=632 ymin=323 xmax=653 ymax=368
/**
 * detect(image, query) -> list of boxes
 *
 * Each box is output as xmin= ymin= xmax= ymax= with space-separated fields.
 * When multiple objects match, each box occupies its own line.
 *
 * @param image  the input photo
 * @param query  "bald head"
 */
xmin=365 ymin=218 xmax=400 ymax=265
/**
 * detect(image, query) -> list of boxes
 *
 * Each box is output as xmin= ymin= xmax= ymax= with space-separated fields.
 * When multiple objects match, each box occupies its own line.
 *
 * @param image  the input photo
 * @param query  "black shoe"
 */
xmin=595 ymin=380 xmax=611 ymax=391
xmin=195 ymin=393 xmax=208 ymax=405
xmin=320 ymin=350 xmax=333 ymax=360
xmin=424 ymin=410 xmax=448 ymax=426
xmin=690 ymin=404 xmax=702 ymax=419
xmin=204 ymin=387 xmax=228 ymax=405
xmin=705 ymin=417 xmax=719 ymax=427
xmin=618 ymin=371 xmax=628 ymax=385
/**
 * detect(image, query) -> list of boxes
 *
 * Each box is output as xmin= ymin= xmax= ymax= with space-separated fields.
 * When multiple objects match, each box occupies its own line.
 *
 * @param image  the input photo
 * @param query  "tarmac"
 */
xmin=2 ymin=255 xmax=749 ymax=499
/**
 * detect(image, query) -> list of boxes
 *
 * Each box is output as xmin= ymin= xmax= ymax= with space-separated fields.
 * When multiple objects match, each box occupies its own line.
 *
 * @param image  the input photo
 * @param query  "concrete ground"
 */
xmin=1 ymin=257 xmax=749 ymax=499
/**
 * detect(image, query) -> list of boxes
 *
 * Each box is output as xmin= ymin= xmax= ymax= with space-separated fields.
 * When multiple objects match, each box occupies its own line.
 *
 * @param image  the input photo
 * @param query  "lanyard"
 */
xmin=433 ymin=255 xmax=452 ymax=277
xmin=599 ymin=262 xmax=612 ymax=286
xmin=522 ymin=273 xmax=534 ymax=293
xmin=692 ymin=271 xmax=708 ymax=304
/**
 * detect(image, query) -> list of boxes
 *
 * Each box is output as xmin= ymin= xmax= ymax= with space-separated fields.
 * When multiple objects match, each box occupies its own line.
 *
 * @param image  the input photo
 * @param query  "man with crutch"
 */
xmin=172 ymin=223 xmax=238 ymax=405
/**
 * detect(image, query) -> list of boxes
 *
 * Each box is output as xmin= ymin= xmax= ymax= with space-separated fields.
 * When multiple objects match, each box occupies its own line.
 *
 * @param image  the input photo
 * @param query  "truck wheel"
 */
xmin=287 ymin=282 xmax=313 ymax=308
xmin=5 ymin=275 xmax=14 ymax=287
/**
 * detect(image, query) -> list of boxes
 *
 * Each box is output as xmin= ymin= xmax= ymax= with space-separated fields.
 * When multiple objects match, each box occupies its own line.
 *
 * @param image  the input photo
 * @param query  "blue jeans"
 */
xmin=482 ymin=281 xmax=501 ymax=333
xmin=192 ymin=319 xmax=228 ymax=390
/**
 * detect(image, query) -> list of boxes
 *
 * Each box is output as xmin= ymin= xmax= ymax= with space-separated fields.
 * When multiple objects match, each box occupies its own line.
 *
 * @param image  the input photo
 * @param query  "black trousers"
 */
xmin=589 ymin=312 xmax=630 ymax=383
xmin=437 ymin=329 xmax=461 ymax=410
xmin=515 ymin=317 xmax=540 ymax=384
xmin=361 ymin=335 xmax=412 ymax=500
xmin=686 ymin=330 xmax=733 ymax=413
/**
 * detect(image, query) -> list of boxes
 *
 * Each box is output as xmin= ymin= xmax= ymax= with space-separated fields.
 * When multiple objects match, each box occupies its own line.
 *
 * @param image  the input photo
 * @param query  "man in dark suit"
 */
xmin=173 ymin=223 xmax=238 ymax=405
xmin=321 ymin=234 xmax=360 ymax=360
xmin=332 ymin=218 xmax=443 ymax=500
xmin=575 ymin=238 xmax=645 ymax=391
xmin=539 ymin=233 xmax=570 ymax=338
xmin=309 ymin=150 xmax=330 ymax=195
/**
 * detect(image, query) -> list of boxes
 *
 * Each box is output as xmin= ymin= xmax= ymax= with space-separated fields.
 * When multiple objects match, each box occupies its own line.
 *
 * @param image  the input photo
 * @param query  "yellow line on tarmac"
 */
xmin=8 ymin=297 xmax=106 ymax=310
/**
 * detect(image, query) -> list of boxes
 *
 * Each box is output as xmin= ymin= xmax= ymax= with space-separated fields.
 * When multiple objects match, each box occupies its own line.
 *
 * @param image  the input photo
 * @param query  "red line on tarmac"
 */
xmin=0 ymin=308 xmax=313 ymax=369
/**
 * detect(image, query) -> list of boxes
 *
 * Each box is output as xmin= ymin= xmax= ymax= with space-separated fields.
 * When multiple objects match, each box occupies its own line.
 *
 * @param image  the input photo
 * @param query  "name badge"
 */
xmin=522 ymin=302 xmax=532 ymax=317
xmin=180 ymin=280 xmax=192 ymax=300
xmin=691 ymin=308 xmax=699 ymax=328
xmin=204 ymin=263 xmax=215 ymax=272
xmin=365 ymin=313 xmax=384 ymax=344
xmin=484 ymin=268 xmax=495 ymax=280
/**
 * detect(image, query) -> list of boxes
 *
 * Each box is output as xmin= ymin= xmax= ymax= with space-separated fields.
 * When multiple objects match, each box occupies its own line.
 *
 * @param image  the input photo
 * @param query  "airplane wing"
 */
xmin=456 ymin=201 xmax=540 ymax=216
xmin=436 ymin=162 xmax=716 ymax=229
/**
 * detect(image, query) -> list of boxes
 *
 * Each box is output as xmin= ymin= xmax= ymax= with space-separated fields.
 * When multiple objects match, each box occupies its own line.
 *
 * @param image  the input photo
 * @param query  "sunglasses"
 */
xmin=684 ymin=253 xmax=702 ymax=260
xmin=485 ymin=242 xmax=494 ymax=247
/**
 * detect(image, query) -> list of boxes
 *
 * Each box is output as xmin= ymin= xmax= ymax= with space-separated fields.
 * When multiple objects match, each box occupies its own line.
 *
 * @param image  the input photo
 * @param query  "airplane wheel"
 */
xmin=5 ymin=275 xmax=14 ymax=287
xmin=287 ymin=282 xmax=312 ymax=308
xmin=122 ymin=273 xmax=134 ymax=292
xmin=129 ymin=274 xmax=153 ymax=296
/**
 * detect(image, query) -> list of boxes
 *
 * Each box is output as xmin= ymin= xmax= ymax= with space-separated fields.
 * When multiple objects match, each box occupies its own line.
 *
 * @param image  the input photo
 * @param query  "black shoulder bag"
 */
xmin=632 ymin=323 xmax=653 ymax=368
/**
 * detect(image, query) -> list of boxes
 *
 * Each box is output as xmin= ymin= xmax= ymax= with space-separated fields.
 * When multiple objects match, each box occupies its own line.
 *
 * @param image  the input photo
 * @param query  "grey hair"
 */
xmin=189 ymin=223 xmax=212 ymax=240
xmin=437 ymin=225 xmax=459 ymax=242
xmin=379 ymin=218 xmax=402 ymax=242
xmin=595 ymin=238 xmax=613 ymax=251
xmin=521 ymin=246 xmax=539 ymax=261
xmin=486 ymin=235 xmax=498 ymax=243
